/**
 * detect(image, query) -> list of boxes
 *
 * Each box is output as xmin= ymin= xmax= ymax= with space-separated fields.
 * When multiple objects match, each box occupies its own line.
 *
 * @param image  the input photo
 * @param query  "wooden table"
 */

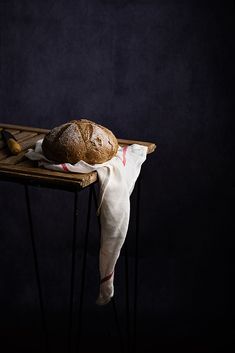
xmin=0 ymin=123 xmax=156 ymax=191
xmin=0 ymin=123 xmax=156 ymax=353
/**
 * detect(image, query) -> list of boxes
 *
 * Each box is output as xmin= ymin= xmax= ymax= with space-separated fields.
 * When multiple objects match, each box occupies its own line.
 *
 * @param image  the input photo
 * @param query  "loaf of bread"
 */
xmin=42 ymin=119 xmax=119 ymax=164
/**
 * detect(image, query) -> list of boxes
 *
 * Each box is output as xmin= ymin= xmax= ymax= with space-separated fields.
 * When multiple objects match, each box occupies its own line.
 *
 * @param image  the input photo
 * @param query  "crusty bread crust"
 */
xmin=42 ymin=119 xmax=118 ymax=164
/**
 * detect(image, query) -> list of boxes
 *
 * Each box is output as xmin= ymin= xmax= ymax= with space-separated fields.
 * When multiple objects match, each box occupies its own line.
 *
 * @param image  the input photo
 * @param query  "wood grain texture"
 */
xmin=19 ymin=134 xmax=45 ymax=150
xmin=0 ymin=123 xmax=156 ymax=189
xmin=0 ymin=134 xmax=45 ymax=161
xmin=118 ymin=139 xmax=156 ymax=154
xmin=1 ymin=151 xmax=27 ymax=165
xmin=5 ymin=129 xmax=20 ymax=135
xmin=0 ymin=147 xmax=10 ymax=161
xmin=0 ymin=164 xmax=98 ymax=188
xmin=14 ymin=131 xmax=38 ymax=142
xmin=0 ymin=123 xmax=49 ymax=134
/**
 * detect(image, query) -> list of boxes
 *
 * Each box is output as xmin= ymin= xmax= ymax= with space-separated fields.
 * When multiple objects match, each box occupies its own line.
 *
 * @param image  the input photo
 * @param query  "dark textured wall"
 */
xmin=0 ymin=1 xmax=234 ymax=352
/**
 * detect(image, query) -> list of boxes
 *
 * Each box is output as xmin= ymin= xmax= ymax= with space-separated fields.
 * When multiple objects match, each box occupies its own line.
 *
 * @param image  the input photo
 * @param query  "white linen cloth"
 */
xmin=25 ymin=140 xmax=147 ymax=305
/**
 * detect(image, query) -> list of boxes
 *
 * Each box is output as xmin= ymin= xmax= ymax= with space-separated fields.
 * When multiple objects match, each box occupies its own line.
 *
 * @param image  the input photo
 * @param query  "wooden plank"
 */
xmin=0 ymin=134 xmax=45 ymax=161
xmin=0 ymin=123 xmax=49 ymax=134
xmin=19 ymin=133 xmax=45 ymax=150
xmin=117 ymin=139 xmax=156 ymax=154
xmin=0 ymin=169 xmax=96 ymax=189
xmin=0 ymin=163 xmax=95 ymax=181
xmin=1 ymin=151 xmax=27 ymax=165
xmin=0 ymin=148 xmax=10 ymax=161
xmin=0 ymin=130 xmax=37 ymax=150
xmin=0 ymin=128 xmax=20 ymax=136
xmin=17 ymin=159 xmax=36 ymax=167
xmin=0 ymin=164 xmax=98 ymax=188
xmin=14 ymin=131 xmax=38 ymax=142
xmin=6 ymin=129 xmax=21 ymax=135
xmin=0 ymin=131 xmax=38 ymax=153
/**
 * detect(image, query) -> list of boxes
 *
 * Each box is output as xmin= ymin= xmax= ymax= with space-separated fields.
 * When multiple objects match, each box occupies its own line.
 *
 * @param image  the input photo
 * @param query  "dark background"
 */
xmin=0 ymin=1 xmax=234 ymax=352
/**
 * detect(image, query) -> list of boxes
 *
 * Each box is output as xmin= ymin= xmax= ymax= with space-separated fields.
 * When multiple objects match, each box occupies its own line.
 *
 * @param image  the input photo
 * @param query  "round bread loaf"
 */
xmin=42 ymin=119 xmax=118 ymax=164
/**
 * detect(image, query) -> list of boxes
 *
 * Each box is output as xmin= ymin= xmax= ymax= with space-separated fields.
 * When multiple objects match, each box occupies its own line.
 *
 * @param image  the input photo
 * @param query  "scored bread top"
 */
xmin=42 ymin=119 xmax=119 ymax=164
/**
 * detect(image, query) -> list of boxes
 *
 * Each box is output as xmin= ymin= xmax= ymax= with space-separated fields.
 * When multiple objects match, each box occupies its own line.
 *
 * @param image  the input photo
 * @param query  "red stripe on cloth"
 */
xmin=100 ymin=272 xmax=114 ymax=284
xmin=61 ymin=163 xmax=69 ymax=172
xmin=122 ymin=145 xmax=128 ymax=166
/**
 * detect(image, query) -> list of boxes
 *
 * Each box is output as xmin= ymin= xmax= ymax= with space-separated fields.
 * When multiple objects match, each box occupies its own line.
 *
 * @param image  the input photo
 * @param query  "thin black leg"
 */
xmin=133 ymin=176 xmax=141 ymax=353
xmin=124 ymin=242 xmax=131 ymax=353
xmin=24 ymin=185 xmax=49 ymax=353
xmin=68 ymin=190 xmax=79 ymax=353
xmin=77 ymin=186 xmax=92 ymax=353
xmin=91 ymin=184 xmax=101 ymax=231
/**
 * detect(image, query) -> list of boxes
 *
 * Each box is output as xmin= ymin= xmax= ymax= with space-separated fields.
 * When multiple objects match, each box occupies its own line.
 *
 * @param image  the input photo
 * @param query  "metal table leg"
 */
xmin=76 ymin=186 xmax=92 ymax=353
xmin=124 ymin=241 xmax=131 ymax=353
xmin=24 ymin=185 xmax=49 ymax=353
xmin=133 ymin=175 xmax=141 ymax=353
xmin=68 ymin=189 xmax=79 ymax=353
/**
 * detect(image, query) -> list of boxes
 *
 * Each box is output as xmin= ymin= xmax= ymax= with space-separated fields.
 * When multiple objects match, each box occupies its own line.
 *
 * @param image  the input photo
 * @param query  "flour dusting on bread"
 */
xmin=42 ymin=119 xmax=118 ymax=164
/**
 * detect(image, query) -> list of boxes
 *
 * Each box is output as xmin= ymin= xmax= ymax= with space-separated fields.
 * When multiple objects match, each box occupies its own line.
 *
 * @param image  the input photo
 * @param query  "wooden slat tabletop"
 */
xmin=0 ymin=123 xmax=156 ymax=190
